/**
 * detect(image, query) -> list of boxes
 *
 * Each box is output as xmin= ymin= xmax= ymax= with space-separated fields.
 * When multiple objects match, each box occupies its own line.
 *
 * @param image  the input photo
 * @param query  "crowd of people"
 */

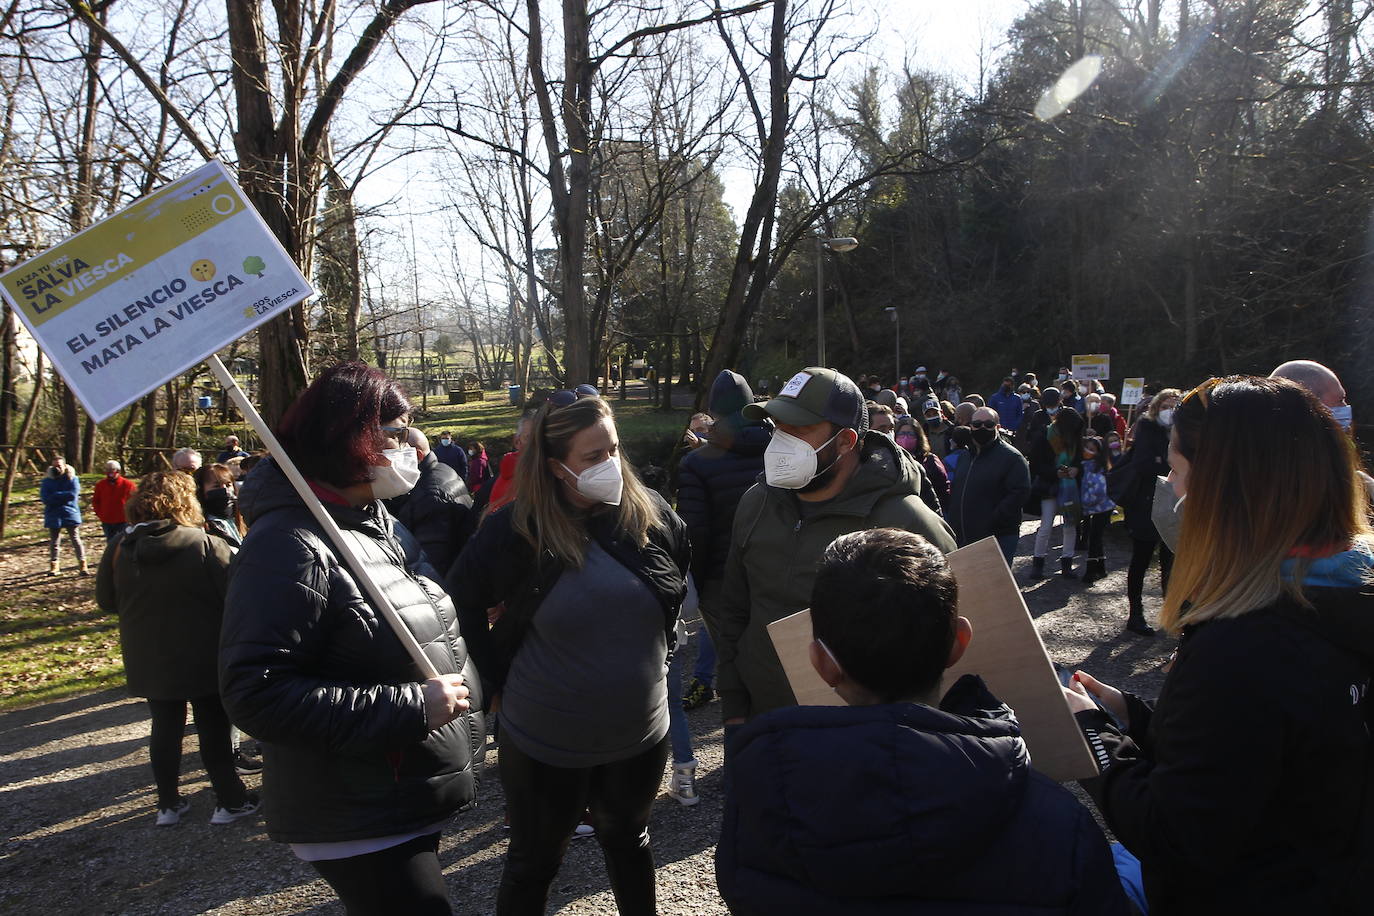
xmin=59 ymin=354 xmax=1370 ymax=915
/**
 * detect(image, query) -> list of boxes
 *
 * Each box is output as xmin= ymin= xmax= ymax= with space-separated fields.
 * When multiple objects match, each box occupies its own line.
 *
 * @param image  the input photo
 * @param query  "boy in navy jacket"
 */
xmin=716 ymin=528 xmax=1128 ymax=915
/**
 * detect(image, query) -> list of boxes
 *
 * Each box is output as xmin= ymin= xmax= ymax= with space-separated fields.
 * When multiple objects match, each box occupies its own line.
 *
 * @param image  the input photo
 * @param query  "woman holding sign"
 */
xmin=1065 ymin=376 xmax=1374 ymax=914
xmin=219 ymin=362 xmax=484 ymax=916
xmin=446 ymin=394 xmax=689 ymax=916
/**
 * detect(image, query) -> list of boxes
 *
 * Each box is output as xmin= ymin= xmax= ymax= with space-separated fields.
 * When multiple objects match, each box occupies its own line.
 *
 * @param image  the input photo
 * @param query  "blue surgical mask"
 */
xmin=1331 ymin=404 xmax=1353 ymax=429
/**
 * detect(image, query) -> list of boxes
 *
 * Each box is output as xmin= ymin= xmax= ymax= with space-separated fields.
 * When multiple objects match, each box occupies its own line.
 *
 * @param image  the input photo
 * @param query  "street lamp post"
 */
xmin=884 ymin=306 xmax=900 ymax=388
xmin=815 ymin=235 xmax=858 ymax=366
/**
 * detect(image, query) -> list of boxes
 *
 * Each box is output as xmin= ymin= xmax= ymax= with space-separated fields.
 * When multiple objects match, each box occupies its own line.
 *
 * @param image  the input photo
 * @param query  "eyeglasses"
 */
xmin=379 ymin=423 xmax=410 ymax=444
xmin=970 ymin=420 xmax=997 ymax=429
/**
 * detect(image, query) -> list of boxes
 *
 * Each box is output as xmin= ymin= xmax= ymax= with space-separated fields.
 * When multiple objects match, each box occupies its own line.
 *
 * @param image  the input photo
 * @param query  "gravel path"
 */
xmin=0 ymin=519 xmax=1173 ymax=914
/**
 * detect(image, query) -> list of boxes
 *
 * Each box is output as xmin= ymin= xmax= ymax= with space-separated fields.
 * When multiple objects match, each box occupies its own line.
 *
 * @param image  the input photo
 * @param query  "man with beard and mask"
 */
xmin=988 ymin=376 xmax=1024 ymax=432
xmin=383 ymin=427 xmax=474 ymax=577
xmin=947 ymin=407 xmax=1032 ymax=563
xmin=710 ymin=367 xmax=955 ymax=735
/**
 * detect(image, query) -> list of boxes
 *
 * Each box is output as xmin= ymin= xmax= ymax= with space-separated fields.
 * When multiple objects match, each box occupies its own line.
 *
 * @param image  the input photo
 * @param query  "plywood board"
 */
xmin=766 ymin=537 xmax=1099 ymax=782
xmin=944 ymin=537 xmax=1098 ymax=782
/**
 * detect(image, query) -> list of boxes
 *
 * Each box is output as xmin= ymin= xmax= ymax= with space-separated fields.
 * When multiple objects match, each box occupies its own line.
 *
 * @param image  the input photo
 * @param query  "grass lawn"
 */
xmin=0 ymin=480 xmax=123 ymax=711
xmin=411 ymin=384 xmax=693 ymax=468
xmin=0 ymin=384 xmax=693 ymax=711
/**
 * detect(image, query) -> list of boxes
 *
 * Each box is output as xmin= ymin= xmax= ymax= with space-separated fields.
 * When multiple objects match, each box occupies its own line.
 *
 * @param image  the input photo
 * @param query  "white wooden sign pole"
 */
xmin=208 ymin=355 xmax=439 ymax=679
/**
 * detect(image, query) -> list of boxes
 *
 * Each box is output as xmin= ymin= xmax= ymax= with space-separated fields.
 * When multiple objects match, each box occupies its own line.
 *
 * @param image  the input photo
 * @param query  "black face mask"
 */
xmin=204 ymin=486 xmax=236 ymax=519
xmin=972 ymin=427 xmax=997 ymax=447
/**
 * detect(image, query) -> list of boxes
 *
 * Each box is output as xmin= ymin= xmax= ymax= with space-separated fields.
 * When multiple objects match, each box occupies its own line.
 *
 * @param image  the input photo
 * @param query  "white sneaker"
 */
xmin=667 ymin=759 xmax=700 ymax=807
xmin=155 ymin=797 xmax=191 ymax=826
xmin=210 ymin=792 xmax=260 ymax=825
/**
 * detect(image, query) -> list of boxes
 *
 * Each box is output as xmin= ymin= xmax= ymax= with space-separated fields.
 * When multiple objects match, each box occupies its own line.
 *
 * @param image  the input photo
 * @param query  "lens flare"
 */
xmin=1035 ymin=56 xmax=1104 ymax=121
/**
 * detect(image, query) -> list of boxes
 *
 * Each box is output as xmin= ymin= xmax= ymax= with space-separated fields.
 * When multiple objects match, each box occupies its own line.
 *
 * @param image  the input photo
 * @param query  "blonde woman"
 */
xmin=1065 ymin=376 xmax=1374 ymax=914
xmin=95 ymin=471 xmax=253 ymax=826
xmin=447 ymin=394 xmax=689 ymax=916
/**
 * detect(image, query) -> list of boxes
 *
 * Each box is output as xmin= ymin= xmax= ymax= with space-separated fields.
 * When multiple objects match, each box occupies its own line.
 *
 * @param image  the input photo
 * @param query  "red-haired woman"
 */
xmin=220 ymin=362 xmax=484 ymax=915
xmin=1065 ymin=376 xmax=1374 ymax=914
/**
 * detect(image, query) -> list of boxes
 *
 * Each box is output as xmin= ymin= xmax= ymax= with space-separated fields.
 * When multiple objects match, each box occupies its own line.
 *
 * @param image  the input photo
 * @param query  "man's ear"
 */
xmin=841 ymin=426 xmax=861 ymax=454
xmin=945 ymin=616 xmax=973 ymax=669
xmin=810 ymin=639 xmax=843 ymax=688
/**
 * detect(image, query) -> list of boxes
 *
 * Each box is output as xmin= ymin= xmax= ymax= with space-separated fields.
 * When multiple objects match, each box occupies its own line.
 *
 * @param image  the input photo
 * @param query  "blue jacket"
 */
xmin=719 ymin=675 xmax=1128 ymax=915
xmin=988 ymin=388 xmax=1024 ymax=431
xmin=40 ymin=469 xmax=82 ymax=528
xmin=432 ymin=439 xmax=469 ymax=480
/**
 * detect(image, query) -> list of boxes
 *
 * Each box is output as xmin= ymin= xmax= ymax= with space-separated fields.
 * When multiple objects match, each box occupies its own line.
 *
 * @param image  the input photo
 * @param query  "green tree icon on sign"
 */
xmin=243 ymin=256 xmax=266 ymax=278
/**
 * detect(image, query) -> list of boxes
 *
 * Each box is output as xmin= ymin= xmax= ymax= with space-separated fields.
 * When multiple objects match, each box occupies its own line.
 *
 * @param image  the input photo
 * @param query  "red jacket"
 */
xmin=487 ymin=451 xmax=520 ymax=511
xmin=92 ymin=474 xmax=137 ymax=525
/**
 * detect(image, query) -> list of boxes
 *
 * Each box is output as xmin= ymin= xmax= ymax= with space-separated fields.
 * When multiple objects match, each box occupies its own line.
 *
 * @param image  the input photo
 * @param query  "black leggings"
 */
xmin=1084 ymin=512 xmax=1111 ymax=560
xmin=497 ymin=735 xmax=669 ymax=916
xmin=311 ymin=832 xmax=451 ymax=916
xmin=146 ymin=695 xmax=246 ymax=809
xmin=1127 ymin=537 xmax=1174 ymax=606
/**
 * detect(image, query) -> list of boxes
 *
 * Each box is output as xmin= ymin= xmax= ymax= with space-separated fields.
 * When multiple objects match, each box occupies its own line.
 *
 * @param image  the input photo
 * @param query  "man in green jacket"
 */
xmin=709 ymin=367 xmax=956 ymax=727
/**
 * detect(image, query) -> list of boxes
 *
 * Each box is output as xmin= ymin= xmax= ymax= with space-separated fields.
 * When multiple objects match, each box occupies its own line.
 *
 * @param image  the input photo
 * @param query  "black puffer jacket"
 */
xmin=220 ymin=458 xmax=484 ymax=844
xmin=1076 ymin=584 xmax=1374 ymax=915
xmin=1114 ymin=417 xmax=1170 ymax=540
xmin=445 ymin=490 xmax=689 ymax=702
xmin=383 ymin=450 xmax=473 ymax=577
xmin=719 ymin=675 xmax=1128 ymax=915
xmin=675 ymin=370 xmax=770 ymax=585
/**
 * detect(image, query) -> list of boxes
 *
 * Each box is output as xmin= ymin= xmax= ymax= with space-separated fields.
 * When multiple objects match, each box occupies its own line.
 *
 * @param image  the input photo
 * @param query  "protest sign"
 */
xmin=1071 ymin=354 xmax=1110 ymax=380
xmin=767 ymin=537 xmax=1099 ymax=782
xmin=1120 ymin=377 xmax=1145 ymax=406
xmin=0 ymin=162 xmax=437 ymax=679
xmin=0 ymin=160 xmax=311 ymax=421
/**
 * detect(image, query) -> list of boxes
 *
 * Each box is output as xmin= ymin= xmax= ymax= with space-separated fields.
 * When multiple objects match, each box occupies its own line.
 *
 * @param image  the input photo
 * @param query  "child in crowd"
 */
xmin=1079 ymin=435 xmax=1115 ymax=585
xmin=717 ymin=528 xmax=1127 ymax=915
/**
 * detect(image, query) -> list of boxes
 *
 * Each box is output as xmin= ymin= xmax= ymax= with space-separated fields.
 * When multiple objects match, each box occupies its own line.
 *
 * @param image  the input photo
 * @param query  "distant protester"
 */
xmin=40 ymin=454 xmax=87 ymax=576
xmin=96 ymin=471 xmax=253 ymax=827
xmin=92 ymin=459 xmax=136 ymax=541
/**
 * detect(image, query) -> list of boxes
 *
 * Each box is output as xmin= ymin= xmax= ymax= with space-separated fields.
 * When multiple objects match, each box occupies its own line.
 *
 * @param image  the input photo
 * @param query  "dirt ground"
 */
xmin=0 ymin=517 xmax=1174 ymax=915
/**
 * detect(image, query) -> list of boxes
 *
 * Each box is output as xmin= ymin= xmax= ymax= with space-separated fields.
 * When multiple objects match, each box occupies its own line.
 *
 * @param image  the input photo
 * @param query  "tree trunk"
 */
xmin=141 ymin=389 xmax=158 ymax=472
xmin=0 ymin=350 xmax=43 ymax=538
xmin=0 ymin=305 xmax=14 ymax=445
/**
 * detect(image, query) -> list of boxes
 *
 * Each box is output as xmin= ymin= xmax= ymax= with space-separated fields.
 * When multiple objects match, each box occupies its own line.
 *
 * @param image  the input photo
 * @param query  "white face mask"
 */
xmin=560 ymin=455 xmax=623 ymax=505
xmin=764 ymin=427 xmax=841 ymax=489
xmin=1157 ymin=408 xmax=1175 ymax=427
xmin=1331 ymin=404 xmax=1353 ymax=429
xmin=370 ymin=446 xmax=421 ymax=499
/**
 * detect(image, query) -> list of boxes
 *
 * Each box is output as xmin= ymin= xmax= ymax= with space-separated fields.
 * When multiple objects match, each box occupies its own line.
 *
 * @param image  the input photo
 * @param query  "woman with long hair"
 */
xmin=446 ymin=395 xmax=689 ymax=916
xmin=96 ymin=471 xmax=253 ymax=825
xmin=1065 ymin=376 xmax=1374 ymax=914
xmin=193 ymin=463 xmax=245 ymax=546
xmin=1029 ymin=406 xmax=1085 ymax=579
xmin=1110 ymin=388 xmax=1181 ymax=633
xmin=219 ymin=362 xmax=484 ymax=915
xmin=895 ymin=415 xmax=950 ymax=514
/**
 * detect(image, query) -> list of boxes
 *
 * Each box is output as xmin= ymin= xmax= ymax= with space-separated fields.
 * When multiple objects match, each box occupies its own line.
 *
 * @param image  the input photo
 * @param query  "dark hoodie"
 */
xmin=97 ymin=520 xmax=233 ymax=699
xmin=675 ymin=370 xmax=772 ymax=584
xmin=719 ymin=675 xmax=1128 ymax=915
xmin=1077 ymin=566 xmax=1374 ymax=914
xmin=713 ymin=432 xmax=956 ymax=720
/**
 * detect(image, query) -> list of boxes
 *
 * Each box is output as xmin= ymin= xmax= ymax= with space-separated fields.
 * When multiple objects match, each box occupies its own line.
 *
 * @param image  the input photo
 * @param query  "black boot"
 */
xmin=1060 ymin=557 xmax=1079 ymax=579
xmin=1126 ymin=599 xmax=1156 ymax=636
xmin=1030 ymin=556 xmax=1046 ymax=580
xmin=1081 ymin=558 xmax=1105 ymax=585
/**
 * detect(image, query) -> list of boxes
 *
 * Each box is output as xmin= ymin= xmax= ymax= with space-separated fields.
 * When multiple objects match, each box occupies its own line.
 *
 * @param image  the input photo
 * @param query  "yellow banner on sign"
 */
xmin=2 ymin=169 xmax=242 ymax=326
xmin=1071 ymin=354 xmax=1110 ymax=380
